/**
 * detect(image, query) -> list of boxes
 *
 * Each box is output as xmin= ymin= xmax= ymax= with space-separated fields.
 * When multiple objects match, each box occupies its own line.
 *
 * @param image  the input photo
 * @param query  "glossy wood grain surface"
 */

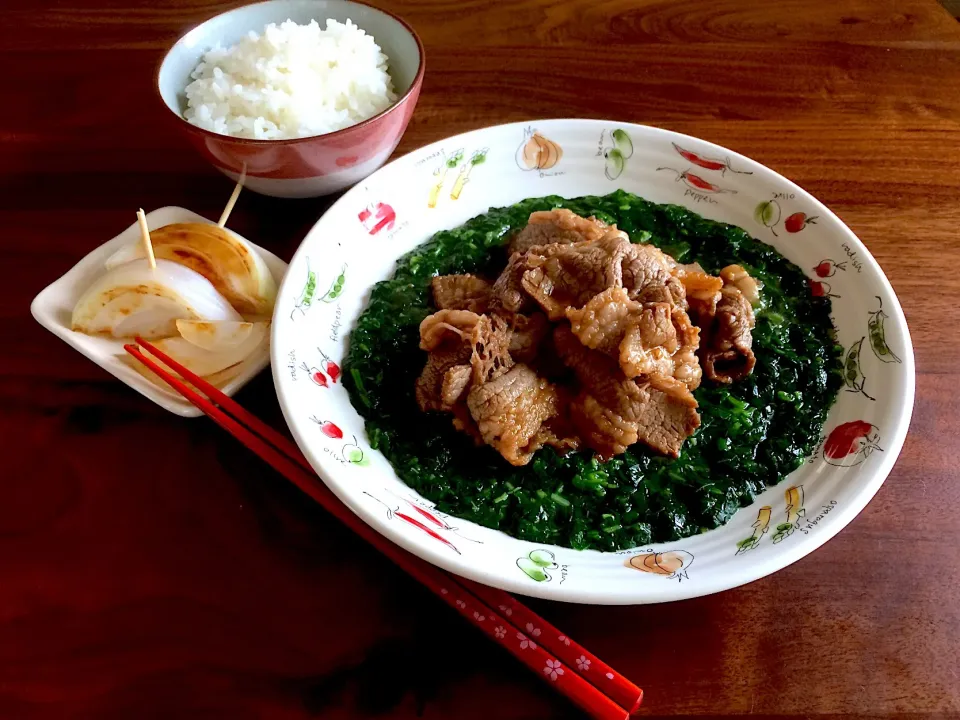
xmin=2 ymin=1 xmax=959 ymax=717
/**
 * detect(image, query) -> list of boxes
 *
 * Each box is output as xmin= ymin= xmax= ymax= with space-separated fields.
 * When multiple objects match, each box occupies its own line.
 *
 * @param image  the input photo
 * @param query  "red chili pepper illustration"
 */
xmin=813 ymin=259 xmax=847 ymax=278
xmin=310 ymin=416 xmax=343 ymax=439
xmin=358 ymin=202 xmax=396 ymax=235
xmin=336 ymin=155 xmax=358 ymax=168
xmin=409 ymin=502 xmax=446 ymax=528
xmin=395 ymin=512 xmax=461 ymax=554
xmin=657 ymin=167 xmax=736 ymax=194
xmin=824 ymin=421 xmax=882 ymax=467
xmin=318 ymin=348 xmax=341 ymax=383
xmin=685 ymin=172 xmax=721 ymax=191
xmin=785 ymin=212 xmax=818 ymax=233
xmin=671 ymin=143 xmax=752 ymax=175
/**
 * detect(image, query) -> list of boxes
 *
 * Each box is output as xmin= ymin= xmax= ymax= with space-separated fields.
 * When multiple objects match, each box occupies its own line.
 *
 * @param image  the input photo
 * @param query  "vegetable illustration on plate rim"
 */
xmin=623 ymin=550 xmax=693 ymax=581
xmin=310 ymin=416 xmax=343 ymax=439
xmin=517 ymin=549 xmax=559 ymax=582
xmin=671 ymin=142 xmax=752 ymax=176
xmin=516 ymin=128 xmax=563 ymax=171
xmin=808 ymin=278 xmax=839 ymax=299
xmin=843 ymin=337 xmax=875 ymax=400
xmin=868 ymin=295 xmax=902 ymax=364
xmin=319 ymin=265 xmax=347 ymax=304
xmin=658 ymin=167 xmax=736 ymax=194
xmin=823 ymin=421 xmax=882 ymax=467
xmin=316 ymin=347 xmax=341 ymax=383
xmin=381 ymin=488 xmax=482 ymax=544
xmin=813 ymin=258 xmax=847 ymax=278
xmin=755 ymin=199 xmax=782 ymax=236
xmin=735 ymin=505 xmax=772 ymax=554
xmin=363 ymin=491 xmax=462 ymax=554
xmin=358 ymin=202 xmax=396 ymax=235
xmin=451 ymin=148 xmax=489 ymax=200
xmin=341 ymin=435 xmax=370 ymax=466
xmin=291 ymin=262 xmax=346 ymax=320
xmin=290 ymin=258 xmax=318 ymax=320
xmin=428 ymin=148 xmax=463 ymax=208
xmin=772 ymin=485 xmax=805 ymax=544
xmin=300 ymin=360 xmax=329 ymax=388
xmin=601 ymin=129 xmax=634 ymax=180
xmin=785 ymin=212 xmax=818 ymax=233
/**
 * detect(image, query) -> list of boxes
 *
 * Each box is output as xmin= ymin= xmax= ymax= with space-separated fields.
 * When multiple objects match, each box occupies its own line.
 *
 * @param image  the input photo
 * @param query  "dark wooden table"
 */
xmin=3 ymin=1 xmax=960 ymax=717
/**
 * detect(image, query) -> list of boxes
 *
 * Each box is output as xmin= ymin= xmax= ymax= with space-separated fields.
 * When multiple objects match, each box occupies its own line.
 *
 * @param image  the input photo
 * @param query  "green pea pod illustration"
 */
xmin=320 ymin=265 xmax=347 ymax=303
xmin=843 ymin=337 xmax=876 ymax=400
xmin=868 ymin=296 xmax=901 ymax=364
xmin=291 ymin=258 xmax=318 ymax=320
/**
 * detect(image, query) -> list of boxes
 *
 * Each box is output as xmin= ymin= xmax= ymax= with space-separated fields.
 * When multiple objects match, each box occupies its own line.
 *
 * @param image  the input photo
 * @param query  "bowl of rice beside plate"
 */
xmin=158 ymin=0 xmax=424 ymax=198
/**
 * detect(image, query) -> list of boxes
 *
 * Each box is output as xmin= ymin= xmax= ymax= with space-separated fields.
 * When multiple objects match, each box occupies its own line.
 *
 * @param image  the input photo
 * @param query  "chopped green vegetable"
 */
xmin=343 ymin=190 xmax=843 ymax=551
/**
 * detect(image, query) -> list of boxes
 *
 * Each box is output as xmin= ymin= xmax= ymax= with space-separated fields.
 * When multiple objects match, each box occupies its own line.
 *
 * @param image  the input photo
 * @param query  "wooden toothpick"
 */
xmin=137 ymin=208 xmax=156 ymax=270
xmin=218 ymin=164 xmax=247 ymax=228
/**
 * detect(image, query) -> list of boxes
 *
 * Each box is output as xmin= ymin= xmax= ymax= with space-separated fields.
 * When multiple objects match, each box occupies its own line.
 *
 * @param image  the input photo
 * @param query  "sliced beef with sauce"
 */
xmin=508 ymin=208 xmax=610 ymax=256
xmin=619 ymin=304 xmax=701 ymax=405
xmin=415 ymin=309 xmax=482 ymax=411
xmin=507 ymin=311 xmax=549 ymax=364
xmin=620 ymin=243 xmax=676 ymax=304
xmin=413 ymin=209 xmax=755 ymax=465
xmin=719 ymin=264 xmax=761 ymax=305
xmin=633 ymin=386 xmax=702 ymax=457
xmin=700 ymin=284 xmax=756 ymax=383
xmin=469 ymin=313 xmax=514 ymax=385
xmin=431 ymin=274 xmax=492 ymax=314
xmin=681 ymin=268 xmax=724 ymax=325
xmin=555 ymin=325 xmax=700 ymax=458
xmin=466 ymin=363 xmax=562 ymax=466
xmin=489 ymin=252 xmax=536 ymax=315
xmin=419 ymin=309 xmax=482 ymax=352
xmin=440 ymin=364 xmax=473 ymax=409
xmin=521 ymin=232 xmax=628 ymax=320
xmin=416 ymin=346 xmax=474 ymax=412
xmin=618 ymin=301 xmax=677 ymax=377
xmin=566 ymin=286 xmax=643 ymax=355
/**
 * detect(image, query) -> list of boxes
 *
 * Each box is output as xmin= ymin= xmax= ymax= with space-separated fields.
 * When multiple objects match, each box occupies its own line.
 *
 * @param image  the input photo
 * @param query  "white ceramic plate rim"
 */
xmin=272 ymin=120 xmax=915 ymax=604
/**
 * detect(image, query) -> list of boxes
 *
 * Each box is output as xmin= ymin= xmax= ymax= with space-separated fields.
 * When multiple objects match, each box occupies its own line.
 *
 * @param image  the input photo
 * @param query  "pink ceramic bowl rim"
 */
xmin=155 ymin=0 xmax=426 ymax=147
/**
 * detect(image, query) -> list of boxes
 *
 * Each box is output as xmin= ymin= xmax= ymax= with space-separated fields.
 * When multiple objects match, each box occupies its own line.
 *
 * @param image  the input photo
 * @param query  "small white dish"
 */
xmin=31 ymin=206 xmax=287 ymax=417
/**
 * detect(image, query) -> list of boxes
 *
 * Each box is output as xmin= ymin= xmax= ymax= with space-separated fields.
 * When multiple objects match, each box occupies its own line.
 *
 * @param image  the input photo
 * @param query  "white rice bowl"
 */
xmin=183 ymin=19 xmax=397 ymax=140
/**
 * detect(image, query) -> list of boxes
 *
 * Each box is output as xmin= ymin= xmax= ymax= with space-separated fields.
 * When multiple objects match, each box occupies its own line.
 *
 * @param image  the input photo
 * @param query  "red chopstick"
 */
xmin=126 ymin=338 xmax=643 ymax=717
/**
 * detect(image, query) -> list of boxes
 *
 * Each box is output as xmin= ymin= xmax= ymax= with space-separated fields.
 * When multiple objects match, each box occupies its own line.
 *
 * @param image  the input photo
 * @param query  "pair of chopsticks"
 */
xmin=125 ymin=338 xmax=643 ymax=719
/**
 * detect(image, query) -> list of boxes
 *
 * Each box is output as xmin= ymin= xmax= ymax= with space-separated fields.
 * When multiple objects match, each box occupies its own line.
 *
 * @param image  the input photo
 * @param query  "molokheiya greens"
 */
xmin=344 ymin=190 xmax=843 ymax=551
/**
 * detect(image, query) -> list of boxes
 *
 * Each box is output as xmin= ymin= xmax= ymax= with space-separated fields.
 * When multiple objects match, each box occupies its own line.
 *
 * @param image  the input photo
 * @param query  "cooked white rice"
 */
xmin=183 ymin=19 xmax=397 ymax=140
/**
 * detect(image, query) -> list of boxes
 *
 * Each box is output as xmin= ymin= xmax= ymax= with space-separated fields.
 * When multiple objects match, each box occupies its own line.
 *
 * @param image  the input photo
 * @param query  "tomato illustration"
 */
xmin=823 ymin=421 xmax=882 ymax=467
xmin=785 ymin=212 xmax=818 ymax=233
xmin=358 ymin=202 xmax=396 ymax=235
xmin=813 ymin=259 xmax=847 ymax=278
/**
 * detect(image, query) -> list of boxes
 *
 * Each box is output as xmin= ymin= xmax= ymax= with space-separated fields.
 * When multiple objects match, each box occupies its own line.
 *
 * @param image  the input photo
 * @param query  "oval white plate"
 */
xmin=32 ymin=207 xmax=287 ymax=417
xmin=271 ymin=120 xmax=914 ymax=604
